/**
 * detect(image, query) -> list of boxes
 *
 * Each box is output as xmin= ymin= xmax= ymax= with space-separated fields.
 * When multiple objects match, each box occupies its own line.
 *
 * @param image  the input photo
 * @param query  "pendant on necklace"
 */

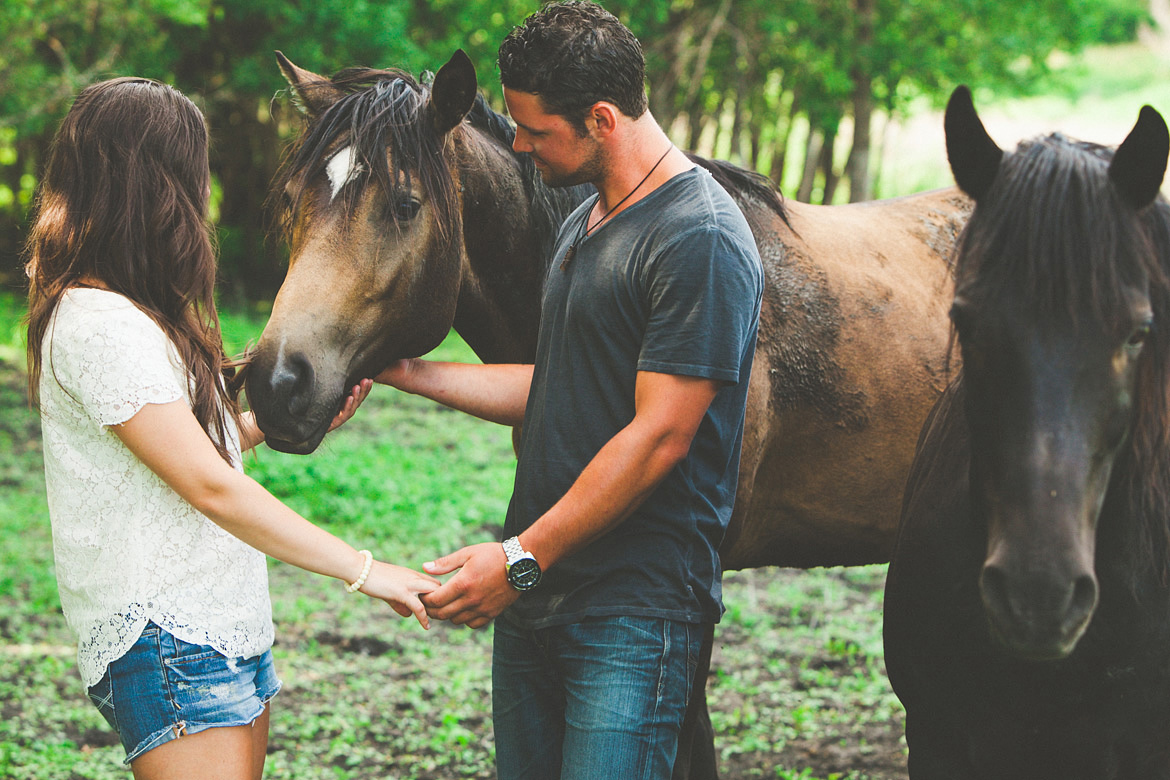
xmin=561 ymin=242 xmax=578 ymax=271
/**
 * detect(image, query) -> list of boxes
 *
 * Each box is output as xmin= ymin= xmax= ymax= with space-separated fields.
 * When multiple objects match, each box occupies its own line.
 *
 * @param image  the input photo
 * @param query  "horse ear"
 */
xmin=430 ymin=49 xmax=478 ymax=135
xmin=1109 ymin=105 xmax=1169 ymax=210
xmin=276 ymin=50 xmax=344 ymax=117
xmin=945 ymin=85 xmax=1004 ymax=202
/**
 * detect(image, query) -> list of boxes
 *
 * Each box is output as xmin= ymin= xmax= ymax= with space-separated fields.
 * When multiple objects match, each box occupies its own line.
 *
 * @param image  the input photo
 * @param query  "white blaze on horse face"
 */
xmin=326 ymin=147 xmax=364 ymax=202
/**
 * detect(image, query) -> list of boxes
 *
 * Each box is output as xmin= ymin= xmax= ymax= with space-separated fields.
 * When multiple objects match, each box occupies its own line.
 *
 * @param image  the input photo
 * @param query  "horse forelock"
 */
xmin=273 ymin=66 xmax=459 ymax=246
xmin=956 ymin=134 xmax=1159 ymax=330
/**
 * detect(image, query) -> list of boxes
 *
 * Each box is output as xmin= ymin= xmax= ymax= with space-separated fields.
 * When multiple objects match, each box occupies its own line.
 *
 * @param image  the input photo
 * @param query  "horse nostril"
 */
xmin=271 ymin=352 xmax=315 ymax=418
xmin=1068 ymin=574 xmax=1099 ymax=628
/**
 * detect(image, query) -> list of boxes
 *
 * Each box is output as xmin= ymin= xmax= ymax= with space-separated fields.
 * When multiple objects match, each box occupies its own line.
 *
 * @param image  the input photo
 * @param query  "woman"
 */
xmin=25 ymin=77 xmax=438 ymax=779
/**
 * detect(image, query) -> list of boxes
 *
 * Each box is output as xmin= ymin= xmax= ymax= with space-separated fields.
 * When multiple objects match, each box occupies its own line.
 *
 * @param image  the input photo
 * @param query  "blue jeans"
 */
xmin=492 ymin=612 xmax=703 ymax=780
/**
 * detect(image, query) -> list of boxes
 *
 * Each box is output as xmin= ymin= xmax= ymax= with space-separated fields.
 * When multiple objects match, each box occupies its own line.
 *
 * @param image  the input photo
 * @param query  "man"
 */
xmin=377 ymin=3 xmax=763 ymax=777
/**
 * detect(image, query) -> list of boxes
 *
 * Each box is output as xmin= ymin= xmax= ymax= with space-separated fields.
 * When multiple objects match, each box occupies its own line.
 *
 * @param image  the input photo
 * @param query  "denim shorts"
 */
xmin=86 ymin=622 xmax=281 ymax=764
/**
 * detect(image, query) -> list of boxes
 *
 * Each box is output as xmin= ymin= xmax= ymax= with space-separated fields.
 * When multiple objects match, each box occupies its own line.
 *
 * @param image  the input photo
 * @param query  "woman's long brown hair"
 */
xmin=25 ymin=78 xmax=242 ymax=463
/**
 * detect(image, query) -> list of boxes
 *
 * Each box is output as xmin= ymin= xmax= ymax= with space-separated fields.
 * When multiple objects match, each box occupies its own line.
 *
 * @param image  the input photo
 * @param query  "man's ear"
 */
xmin=585 ymin=102 xmax=620 ymax=138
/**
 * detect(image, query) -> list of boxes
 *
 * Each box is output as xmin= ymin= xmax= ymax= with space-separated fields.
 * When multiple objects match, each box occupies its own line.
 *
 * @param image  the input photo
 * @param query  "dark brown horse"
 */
xmin=884 ymin=86 xmax=1170 ymax=778
xmin=246 ymin=50 xmax=969 ymax=777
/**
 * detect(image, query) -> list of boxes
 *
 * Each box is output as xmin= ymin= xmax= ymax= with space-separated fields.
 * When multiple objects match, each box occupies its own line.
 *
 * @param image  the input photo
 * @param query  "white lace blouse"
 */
xmin=39 ymin=288 xmax=273 ymax=688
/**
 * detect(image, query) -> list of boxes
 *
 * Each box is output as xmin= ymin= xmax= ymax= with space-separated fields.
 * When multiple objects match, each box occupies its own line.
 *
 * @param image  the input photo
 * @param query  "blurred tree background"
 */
xmin=0 ymin=0 xmax=1156 ymax=299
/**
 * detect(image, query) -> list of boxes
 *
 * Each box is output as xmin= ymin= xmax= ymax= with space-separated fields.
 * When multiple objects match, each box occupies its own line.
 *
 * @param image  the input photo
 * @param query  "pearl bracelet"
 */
xmin=346 ymin=549 xmax=374 ymax=593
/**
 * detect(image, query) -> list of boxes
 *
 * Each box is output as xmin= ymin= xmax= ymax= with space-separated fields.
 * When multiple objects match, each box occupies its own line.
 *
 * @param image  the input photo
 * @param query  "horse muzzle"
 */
xmin=979 ymin=561 xmax=1099 ymax=661
xmin=245 ymin=346 xmax=338 ymax=454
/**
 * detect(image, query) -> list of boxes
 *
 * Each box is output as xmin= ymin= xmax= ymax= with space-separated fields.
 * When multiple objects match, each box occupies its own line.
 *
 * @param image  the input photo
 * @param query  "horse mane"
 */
xmin=464 ymin=94 xmax=591 ymax=262
xmin=271 ymin=66 xmax=459 ymax=246
xmin=272 ymin=63 xmax=789 ymax=272
xmin=686 ymin=153 xmax=790 ymax=227
xmin=1124 ymin=197 xmax=1170 ymax=581
xmin=957 ymin=132 xmax=1170 ymax=578
xmin=463 ymin=96 xmax=791 ymax=252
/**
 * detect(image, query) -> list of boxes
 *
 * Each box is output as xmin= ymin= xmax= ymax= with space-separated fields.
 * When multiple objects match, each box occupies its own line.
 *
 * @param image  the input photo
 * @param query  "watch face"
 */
xmin=507 ymin=557 xmax=542 ymax=591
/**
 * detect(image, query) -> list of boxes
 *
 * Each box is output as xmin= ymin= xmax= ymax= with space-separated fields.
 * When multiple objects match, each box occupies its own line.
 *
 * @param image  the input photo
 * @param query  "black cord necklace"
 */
xmin=561 ymin=143 xmax=674 ymax=271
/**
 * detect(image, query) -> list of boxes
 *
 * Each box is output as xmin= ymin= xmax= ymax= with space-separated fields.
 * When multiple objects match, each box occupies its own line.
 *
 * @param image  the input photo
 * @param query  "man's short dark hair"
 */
xmin=498 ymin=1 xmax=649 ymax=132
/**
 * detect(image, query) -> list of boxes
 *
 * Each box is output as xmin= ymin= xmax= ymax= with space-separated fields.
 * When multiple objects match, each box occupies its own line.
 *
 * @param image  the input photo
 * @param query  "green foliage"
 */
xmin=0 ymin=0 xmax=209 ymax=134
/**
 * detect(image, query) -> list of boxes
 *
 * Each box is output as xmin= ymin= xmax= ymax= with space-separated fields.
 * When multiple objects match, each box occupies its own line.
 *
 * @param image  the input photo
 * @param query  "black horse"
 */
xmin=883 ymin=86 xmax=1170 ymax=778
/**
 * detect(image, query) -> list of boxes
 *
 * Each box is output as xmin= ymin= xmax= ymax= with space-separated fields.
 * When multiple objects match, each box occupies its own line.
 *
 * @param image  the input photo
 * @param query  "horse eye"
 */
xmin=1127 ymin=322 xmax=1152 ymax=347
xmin=949 ymin=299 xmax=974 ymax=336
xmin=392 ymin=197 xmax=421 ymax=222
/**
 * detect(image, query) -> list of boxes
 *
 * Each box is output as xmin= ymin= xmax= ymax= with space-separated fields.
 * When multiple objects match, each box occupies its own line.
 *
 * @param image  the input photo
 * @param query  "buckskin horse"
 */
xmin=246 ymin=50 xmax=969 ymax=778
xmin=883 ymin=86 xmax=1170 ymax=779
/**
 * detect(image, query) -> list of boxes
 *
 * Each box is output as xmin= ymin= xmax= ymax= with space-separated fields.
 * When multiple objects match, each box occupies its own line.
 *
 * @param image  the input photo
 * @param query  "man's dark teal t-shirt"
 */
xmin=504 ymin=166 xmax=764 ymax=628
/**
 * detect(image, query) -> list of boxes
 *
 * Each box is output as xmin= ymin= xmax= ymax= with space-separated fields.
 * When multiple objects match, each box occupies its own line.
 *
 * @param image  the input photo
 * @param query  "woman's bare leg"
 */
xmin=130 ymin=715 xmax=267 ymax=780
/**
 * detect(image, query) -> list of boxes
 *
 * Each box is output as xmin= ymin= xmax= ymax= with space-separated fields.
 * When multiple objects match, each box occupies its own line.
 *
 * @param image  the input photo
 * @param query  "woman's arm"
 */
xmin=112 ymin=397 xmax=438 ymax=627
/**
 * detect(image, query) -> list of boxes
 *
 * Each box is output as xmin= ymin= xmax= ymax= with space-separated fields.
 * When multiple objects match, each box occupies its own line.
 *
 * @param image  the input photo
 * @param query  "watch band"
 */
xmin=503 ymin=536 xmax=527 ymax=563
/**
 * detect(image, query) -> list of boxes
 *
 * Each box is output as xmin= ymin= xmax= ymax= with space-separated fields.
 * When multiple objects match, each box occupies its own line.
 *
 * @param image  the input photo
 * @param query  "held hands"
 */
xmin=358 ymin=559 xmax=442 ymax=629
xmin=327 ymin=379 xmax=374 ymax=432
xmin=419 ymin=543 xmax=519 ymax=629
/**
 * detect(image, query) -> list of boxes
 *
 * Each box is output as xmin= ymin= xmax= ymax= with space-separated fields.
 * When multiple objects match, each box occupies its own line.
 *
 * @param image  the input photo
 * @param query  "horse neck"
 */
xmin=451 ymin=127 xmax=586 ymax=364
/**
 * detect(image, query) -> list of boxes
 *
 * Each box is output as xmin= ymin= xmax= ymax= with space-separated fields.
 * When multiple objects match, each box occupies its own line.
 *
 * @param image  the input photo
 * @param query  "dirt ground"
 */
xmin=709 ymin=567 xmax=907 ymax=780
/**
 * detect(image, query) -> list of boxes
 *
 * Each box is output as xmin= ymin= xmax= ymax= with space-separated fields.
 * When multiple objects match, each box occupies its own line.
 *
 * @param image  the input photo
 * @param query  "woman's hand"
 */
xmin=359 ymin=560 xmax=442 ymax=629
xmin=328 ymin=378 xmax=373 ymax=432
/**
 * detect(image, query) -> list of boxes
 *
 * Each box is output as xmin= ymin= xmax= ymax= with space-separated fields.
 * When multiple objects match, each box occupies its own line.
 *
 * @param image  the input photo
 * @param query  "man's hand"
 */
xmin=327 ymin=378 xmax=373 ymax=432
xmin=420 ymin=542 xmax=520 ymax=628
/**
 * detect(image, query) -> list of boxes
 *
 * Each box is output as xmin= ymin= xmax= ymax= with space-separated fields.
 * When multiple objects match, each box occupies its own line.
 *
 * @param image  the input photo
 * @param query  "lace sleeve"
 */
xmin=47 ymin=294 xmax=187 ymax=428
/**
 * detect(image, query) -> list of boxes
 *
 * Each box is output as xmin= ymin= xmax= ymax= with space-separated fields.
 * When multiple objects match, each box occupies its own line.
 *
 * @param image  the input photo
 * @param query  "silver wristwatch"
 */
xmin=502 ymin=536 xmax=542 ymax=591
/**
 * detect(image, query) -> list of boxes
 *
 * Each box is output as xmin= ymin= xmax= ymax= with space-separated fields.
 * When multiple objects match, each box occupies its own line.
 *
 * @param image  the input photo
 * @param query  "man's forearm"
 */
xmin=519 ymin=371 xmax=718 ymax=570
xmin=519 ymin=411 xmax=693 ymax=571
xmin=377 ymin=359 xmax=533 ymax=427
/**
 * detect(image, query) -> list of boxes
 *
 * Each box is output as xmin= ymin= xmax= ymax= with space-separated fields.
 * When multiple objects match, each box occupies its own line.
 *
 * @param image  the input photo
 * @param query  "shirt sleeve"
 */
xmin=637 ymin=225 xmax=763 ymax=383
xmin=47 ymin=295 xmax=188 ymax=429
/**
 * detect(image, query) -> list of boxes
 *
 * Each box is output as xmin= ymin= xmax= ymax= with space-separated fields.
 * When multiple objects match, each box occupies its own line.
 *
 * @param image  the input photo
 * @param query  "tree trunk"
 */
xmin=797 ymin=125 xmax=823 ymax=203
xmin=846 ymin=0 xmax=875 ymax=202
xmin=687 ymin=102 xmax=707 ymax=153
xmin=820 ymin=125 xmax=840 ymax=204
xmin=679 ymin=0 xmax=732 ymax=151
xmin=728 ymin=91 xmax=747 ymax=165
xmin=649 ymin=9 xmax=694 ymax=128
xmin=207 ymin=95 xmax=286 ymax=300
xmin=771 ymin=92 xmax=800 ymax=189
xmin=749 ymin=108 xmax=764 ymax=172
